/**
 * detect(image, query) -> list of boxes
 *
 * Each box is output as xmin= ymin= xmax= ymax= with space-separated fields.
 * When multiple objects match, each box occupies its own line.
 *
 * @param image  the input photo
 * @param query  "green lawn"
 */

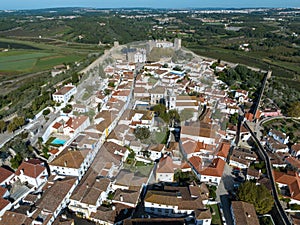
xmin=209 ymin=204 xmax=222 ymax=225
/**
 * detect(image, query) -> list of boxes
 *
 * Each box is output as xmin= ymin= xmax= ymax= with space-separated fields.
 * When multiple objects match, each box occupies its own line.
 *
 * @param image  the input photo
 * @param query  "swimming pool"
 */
xmin=51 ymin=138 xmax=67 ymax=145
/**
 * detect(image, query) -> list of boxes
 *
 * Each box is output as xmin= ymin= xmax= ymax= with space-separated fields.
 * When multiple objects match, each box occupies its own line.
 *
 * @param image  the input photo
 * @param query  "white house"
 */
xmin=144 ymin=185 xmax=210 ymax=220
xmin=148 ymin=144 xmax=165 ymax=161
xmin=52 ymin=84 xmax=77 ymax=104
xmin=291 ymin=143 xmax=300 ymax=157
xmin=49 ymin=149 xmax=93 ymax=179
xmin=273 ymin=171 xmax=300 ymax=205
xmin=15 ymin=159 xmax=48 ymax=188
xmin=63 ymin=116 xmax=90 ymax=137
xmin=156 ymin=155 xmax=176 ymax=182
xmin=198 ymin=158 xmax=225 ymax=186
xmin=150 ymin=86 xmax=166 ymax=105
xmin=268 ymin=129 xmax=289 ymax=145
xmin=31 ymin=177 xmax=77 ymax=225
xmin=68 ymin=178 xmax=111 ymax=218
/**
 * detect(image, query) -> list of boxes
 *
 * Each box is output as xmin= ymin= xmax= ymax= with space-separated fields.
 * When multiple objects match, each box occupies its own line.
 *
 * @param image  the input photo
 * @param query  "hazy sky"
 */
xmin=1 ymin=0 xmax=300 ymax=10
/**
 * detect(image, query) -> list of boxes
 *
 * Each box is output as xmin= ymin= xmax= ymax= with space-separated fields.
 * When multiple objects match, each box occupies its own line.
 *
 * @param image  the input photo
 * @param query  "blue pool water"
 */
xmin=51 ymin=138 xmax=66 ymax=145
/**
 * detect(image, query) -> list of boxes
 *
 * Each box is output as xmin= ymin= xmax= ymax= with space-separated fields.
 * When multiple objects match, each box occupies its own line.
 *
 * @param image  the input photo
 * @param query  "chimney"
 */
xmin=64 ymin=161 xmax=67 ymax=167
xmin=20 ymin=169 xmax=24 ymax=175
xmin=120 ymin=195 xmax=123 ymax=202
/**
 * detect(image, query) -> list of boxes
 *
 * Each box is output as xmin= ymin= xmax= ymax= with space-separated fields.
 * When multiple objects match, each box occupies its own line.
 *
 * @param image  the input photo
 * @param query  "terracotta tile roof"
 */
xmin=145 ymin=186 xmax=204 ymax=210
xmin=90 ymin=203 xmax=133 ymax=224
xmin=80 ymin=178 xmax=111 ymax=205
xmin=156 ymin=156 xmax=175 ymax=174
xmin=189 ymin=156 xmax=202 ymax=172
xmin=149 ymin=144 xmax=165 ymax=152
xmin=52 ymin=122 xmax=62 ymax=129
xmin=53 ymin=86 xmax=75 ymax=96
xmin=115 ymin=170 xmax=147 ymax=188
xmin=181 ymin=126 xmax=215 ymax=139
xmin=36 ymin=177 xmax=77 ymax=213
xmin=247 ymin=168 xmax=260 ymax=178
xmin=124 ymin=218 xmax=186 ymax=225
xmin=231 ymin=201 xmax=259 ymax=225
xmin=113 ymin=188 xmax=140 ymax=206
xmin=286 ymin=157 xmax=300 ymax=169
xmin=0 ymin=211 xmax=33 ymax=225
xmin=50 ymin=149 xmax=90 ymax=169
xmin=0 ymin=186 xmax=7 ymax=197
xmin=0 ymin=167 xmax=14 ymax=184
xmin=195 ymin=208 xmax=212 ymax=220
xmin=182 ymin=139 xmax=207 ymax=155
xmin=273 ymin=170 xmax=300 ymax=201
xmin=199 ymin=158 xmax=225 ymax=177
xmin=71 ymin=144 xmax=121 ymax=202
xmin=15 ymin=159 xmax=46 ymax=178
xmin=65 ymin=116 xmax=89 ymax=130
xmin=0 ymin=197 xmax=10 ymax=211
xmin=216 ymin=142 xmax=230 ymax=158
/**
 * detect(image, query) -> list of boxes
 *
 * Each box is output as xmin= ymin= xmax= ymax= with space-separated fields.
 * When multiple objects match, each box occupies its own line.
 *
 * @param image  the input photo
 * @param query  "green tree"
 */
xmin=10 ymin=153 xmax=23 ymax=169
xmin=152 ymin=104 xmax=167 ymax=116
xmin=72 ymin=73 xmax=79 ymax=84
xmin=62 ymin=104 xmax=72 ymax=114
xmin=229 ymin=113 xmax=239 ymax=125
xmin=43 ymin=109 xmax=51 ymax=116
xmin=134 ymin=127 xmax=150 ymax=140
xmin=237 ymin=181 xmax=274 ymax=214
xmin=287 ymin=101 xmax=300 ymax=117
xmin=7 ymin=121 xmax=16 ymax=133
xmin=0 ymin=120 xmax=6 ymax=133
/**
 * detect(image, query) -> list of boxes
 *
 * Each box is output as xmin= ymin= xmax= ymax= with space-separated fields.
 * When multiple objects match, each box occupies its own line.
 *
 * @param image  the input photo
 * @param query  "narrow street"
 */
xmin=216 ymin=164 xmax=235 ymax=225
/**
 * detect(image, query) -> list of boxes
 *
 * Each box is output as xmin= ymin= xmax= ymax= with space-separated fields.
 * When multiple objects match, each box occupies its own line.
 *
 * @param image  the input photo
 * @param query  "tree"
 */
xmin=152 ymin=104 xmax=167 ymax=116
xmin=72 ymin=73 xmax=79 ymax=84
xmin=0 ymin=120 xmax=6 ymax=133
xmin=10 ymin=153 xmax=23 ymax=169
xmin=229 ymin=113 xmax=239 ymax=125
xmin=134 ymin=127 xmax=150 ymax=140
xmin=237 ymin=181 xmax=274 ymax=214
xmin=62 ymin=104 xmax=72 ymax=114
xmin=7 ymin=121 xmax=16 ymax=133
xmin=287 ymin=101 xmax=300 ymax=117
xmin=43 ymin=109 xmax=51 ymax=116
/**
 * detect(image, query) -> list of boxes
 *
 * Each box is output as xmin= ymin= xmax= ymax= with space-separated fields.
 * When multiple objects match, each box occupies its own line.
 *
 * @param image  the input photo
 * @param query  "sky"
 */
xmin=1 ymin=0 xmax=300 ymax=10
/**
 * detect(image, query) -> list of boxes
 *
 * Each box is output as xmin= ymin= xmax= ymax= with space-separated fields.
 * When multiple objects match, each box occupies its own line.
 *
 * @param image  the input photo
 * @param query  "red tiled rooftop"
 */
xmin=15 ymin=160 xmax=46 ymax=179
xmin=0 ymin=167 xmax=13 ymax=184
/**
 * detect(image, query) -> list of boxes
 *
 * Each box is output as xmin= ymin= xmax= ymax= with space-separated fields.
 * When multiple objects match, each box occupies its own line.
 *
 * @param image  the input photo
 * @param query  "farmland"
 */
xmin=0 ymin=37 xmax=103 ymax=76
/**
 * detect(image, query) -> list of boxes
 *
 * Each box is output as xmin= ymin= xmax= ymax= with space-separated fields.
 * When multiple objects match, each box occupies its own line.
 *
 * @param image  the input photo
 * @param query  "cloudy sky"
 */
xmin=1 ymin=0 xmax=299 ymax=10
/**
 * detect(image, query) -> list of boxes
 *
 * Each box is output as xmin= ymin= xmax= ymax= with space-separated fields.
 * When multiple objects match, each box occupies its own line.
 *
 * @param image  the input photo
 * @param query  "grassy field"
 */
xmin=0 ymin=51 xmax=54 ymax=71
xmin=0 ymin=37 xmax=102 ymax=75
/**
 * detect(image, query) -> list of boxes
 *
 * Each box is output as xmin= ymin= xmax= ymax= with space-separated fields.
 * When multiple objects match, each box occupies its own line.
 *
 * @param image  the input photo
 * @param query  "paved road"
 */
xmin=244 ymin=121 xmax=291 ymax=225
xmin=216 ymin=164 xmax=235 ymax=225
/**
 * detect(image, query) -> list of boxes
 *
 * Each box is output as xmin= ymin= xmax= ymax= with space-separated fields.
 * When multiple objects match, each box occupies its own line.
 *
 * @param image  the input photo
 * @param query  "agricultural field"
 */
xmin=0 ymin=38 xmax=102 ymax=76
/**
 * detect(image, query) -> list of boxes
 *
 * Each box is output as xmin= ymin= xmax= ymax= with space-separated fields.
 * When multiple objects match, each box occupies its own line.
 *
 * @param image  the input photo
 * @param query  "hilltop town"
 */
xmin=0 ymin=37 xmax=299 ymax=225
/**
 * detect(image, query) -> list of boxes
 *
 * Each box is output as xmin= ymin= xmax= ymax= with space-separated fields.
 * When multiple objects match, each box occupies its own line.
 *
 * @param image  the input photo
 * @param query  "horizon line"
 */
xmin=1 ymin=6 xmax=300 ymax=11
